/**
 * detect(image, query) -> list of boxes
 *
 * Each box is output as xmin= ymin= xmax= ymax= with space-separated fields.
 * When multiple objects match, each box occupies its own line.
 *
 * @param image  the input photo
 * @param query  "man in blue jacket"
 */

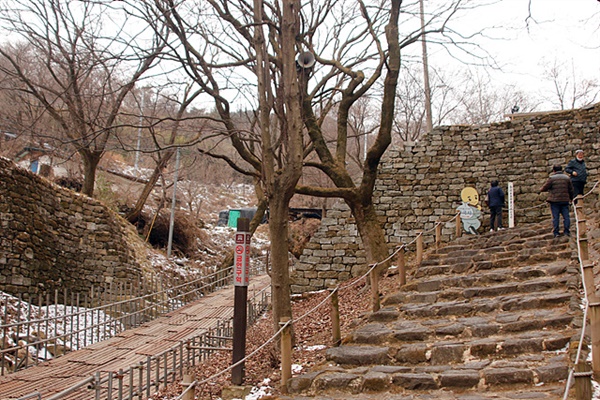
xmin=565 ymin=149 xmax=587 ymax=198
xmin=487 ymin=180 xmax=505 ymax=232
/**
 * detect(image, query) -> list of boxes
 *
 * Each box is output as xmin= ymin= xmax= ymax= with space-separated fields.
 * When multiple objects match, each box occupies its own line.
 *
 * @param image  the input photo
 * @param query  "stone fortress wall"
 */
xmin=292 ymin=103 xmax=600 ymax=294
xmin=0 ymin=157 xmax=151 ymax=299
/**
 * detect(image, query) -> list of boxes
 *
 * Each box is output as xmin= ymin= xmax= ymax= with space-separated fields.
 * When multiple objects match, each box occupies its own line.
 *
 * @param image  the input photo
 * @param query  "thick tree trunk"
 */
xmin=80 ymin=151 xmax=102 ymax=197
xmin=268 ymin=193 xmax=293 ymax=335
xmin=347 ymin=200 xmax=390 ymax=274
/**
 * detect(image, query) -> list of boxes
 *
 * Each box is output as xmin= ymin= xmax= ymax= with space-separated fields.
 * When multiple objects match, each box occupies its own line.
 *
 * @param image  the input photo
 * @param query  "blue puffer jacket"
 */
xmin=565 ymin=159 xmax=587 ymax=183
xmin=487 ymin=186 xmax=505 ymax=207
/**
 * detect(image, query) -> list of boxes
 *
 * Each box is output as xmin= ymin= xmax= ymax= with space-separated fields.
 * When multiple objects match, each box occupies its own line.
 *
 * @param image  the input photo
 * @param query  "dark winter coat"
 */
xmin=540 ymin=172 xmax=574 ymax=203
xmin=487 ymin=186 xmax=505 ymax=207
xmin=565 ymin=158 xmax=587 ymax=183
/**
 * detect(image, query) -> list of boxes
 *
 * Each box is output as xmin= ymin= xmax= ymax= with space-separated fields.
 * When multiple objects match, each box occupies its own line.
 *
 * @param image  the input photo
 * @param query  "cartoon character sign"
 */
xmin=457 ymin=187 xmax=481 ymax=234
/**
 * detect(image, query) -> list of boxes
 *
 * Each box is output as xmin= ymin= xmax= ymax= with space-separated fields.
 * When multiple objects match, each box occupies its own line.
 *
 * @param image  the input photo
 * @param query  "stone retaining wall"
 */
xmin=0 ymin=157 xmax=151 ymax=299
xmin=292 ymin=103 xmax=600 ymax=293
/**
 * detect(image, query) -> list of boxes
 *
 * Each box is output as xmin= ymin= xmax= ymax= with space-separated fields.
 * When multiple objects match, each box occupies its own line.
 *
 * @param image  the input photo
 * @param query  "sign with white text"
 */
xmin=234 ymin=232 xmax=251 ymax=286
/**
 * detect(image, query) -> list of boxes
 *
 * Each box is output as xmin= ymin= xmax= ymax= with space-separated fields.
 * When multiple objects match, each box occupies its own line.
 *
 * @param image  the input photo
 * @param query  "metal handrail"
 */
xmin=0 ymin=262 xmax=264 ymax=374
xmin=15 ymin=283 xmax=271 ymax=400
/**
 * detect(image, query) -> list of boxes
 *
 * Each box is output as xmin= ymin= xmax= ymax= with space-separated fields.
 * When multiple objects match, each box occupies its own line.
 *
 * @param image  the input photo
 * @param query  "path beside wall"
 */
xmin=292 ymin=104 xmax=600 ymax=294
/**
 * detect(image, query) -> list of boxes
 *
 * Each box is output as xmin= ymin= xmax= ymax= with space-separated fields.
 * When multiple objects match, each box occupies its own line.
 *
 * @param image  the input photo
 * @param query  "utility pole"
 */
xmin=420 ymin=0 xmax=433 ymax=133
xmin=134 ymin=93 xmax=144 ymax=171
xmin=167 ymin=147 xmax=180 ymax=258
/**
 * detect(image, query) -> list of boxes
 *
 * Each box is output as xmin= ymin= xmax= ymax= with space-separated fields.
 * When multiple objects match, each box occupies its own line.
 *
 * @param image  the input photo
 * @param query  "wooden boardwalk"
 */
xmin=0 ymin=274 xmax=271 ymax=399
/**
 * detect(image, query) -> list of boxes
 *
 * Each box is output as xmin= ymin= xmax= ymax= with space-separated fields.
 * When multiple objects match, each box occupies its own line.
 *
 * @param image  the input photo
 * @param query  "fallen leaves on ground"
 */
xmin=151 ymin=269 xmax=401 ymax=399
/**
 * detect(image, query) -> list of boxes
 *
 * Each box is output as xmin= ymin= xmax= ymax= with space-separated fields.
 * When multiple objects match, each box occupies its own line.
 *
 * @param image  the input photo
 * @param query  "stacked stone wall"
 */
xmin=292 ymin=104 xmax=600 ymax=294
xmin=0 ymin=157 xmax=151 ymax=299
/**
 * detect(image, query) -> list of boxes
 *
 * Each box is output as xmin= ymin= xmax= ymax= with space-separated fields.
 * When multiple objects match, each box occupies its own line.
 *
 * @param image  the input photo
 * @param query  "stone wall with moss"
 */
xmin=292 ymin=103 xmax=600 ymax=293
xmin=0 ymin=157 xmax=152 ymax=299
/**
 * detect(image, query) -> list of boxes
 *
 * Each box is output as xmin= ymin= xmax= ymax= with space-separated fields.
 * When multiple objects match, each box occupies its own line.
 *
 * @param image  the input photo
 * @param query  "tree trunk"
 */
xmin=347 ymin=200 xmax=390 ymax=274
xmin=126 ymin=152 xmax=174 ymax=223
xmin=80 ymin=150 xmax=102 ymax=197
xmin=268 ymin=193 xmax=293 ymax=335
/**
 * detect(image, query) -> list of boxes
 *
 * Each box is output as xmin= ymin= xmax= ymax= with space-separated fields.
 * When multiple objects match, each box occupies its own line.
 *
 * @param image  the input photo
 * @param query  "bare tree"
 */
xmin=133 ymin=0 xmax=498 ymax=323
xmin=0 ymin=0 xmax=165 ymax=196
xmin=542 ymin=59 xmax=599 ymax=110
xmin=124 ymin=84 xmax=205 ymax=223
xmin=135 ymin=0 xmax=305 ymax=330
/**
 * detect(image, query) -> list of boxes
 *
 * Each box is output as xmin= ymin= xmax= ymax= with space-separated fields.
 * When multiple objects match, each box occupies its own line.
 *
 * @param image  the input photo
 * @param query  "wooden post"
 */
xmin=280 ymin=317 xmax=292 ymax=394
xmin=330 ymin=289 xmax=341 ymax=346
xmin=398 ymin=247 xmax=406 ymax=286
xmin=574 ymin=195 xmax=585 ymax=220
xmin=455 ymin=214 xmax=462 ymax=238
xmin=589 ymin=300 xmax=600 ymax=373
xmin=579 ymin=238 xmax=590 ymax=262
xmin=416 ymin=232 xmax=423 ymax=265
xmin=574 ymin=361 xmax=592 ymax=400
xmin=370 ymin=268 xmax=380 ymax=312
xmin=578 ymin=219 xmax=588 ymax=237
xmin=583 ymin=263 xmax=595 ymax=300
xmin=181 ymin=372 xmax=195 ymax=400
xmin=435 ymin=223 xmax=442 ymax=249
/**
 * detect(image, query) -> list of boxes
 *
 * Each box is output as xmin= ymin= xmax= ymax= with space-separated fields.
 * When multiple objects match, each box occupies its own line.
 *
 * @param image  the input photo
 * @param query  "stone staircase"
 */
xmin=286 ymin=222 xmax=585 ymax=399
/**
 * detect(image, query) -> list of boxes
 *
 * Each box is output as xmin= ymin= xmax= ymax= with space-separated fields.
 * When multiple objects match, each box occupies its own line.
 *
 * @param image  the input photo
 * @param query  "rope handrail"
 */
xmin=174 ymin=207 xmax=463 ymax=395
xmin=562 ymin=181 xmax=599 ymax=399
xmin=17 ymin=177 xmax=600 ymax=399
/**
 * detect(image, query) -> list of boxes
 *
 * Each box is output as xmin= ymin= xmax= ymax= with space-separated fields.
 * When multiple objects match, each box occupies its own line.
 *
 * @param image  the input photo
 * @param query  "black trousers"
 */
xmin=572 ymin=181 xmax=585 ymax=198
xmin=489 ymin=205 xmax=503 ymax=230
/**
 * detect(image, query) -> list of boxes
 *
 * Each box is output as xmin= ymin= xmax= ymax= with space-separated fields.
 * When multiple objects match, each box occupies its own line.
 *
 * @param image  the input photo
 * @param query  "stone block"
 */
xmin=392 ymin=324 xmax=429 ymax=342
xmin=287 ymin=371 xmax=322 ymax=393
xmin=326 ymin=345 xmax=390 ymax=365
xmin=353 ymin=323 xmax=393 ymax=344
xmin=430 ymin=343 xmax=466 ymax=365
xmin=500 ymin=338 xmax=543 ymax=355
xmin=393 ymin=343 xmax=428 ymax=363
xmin=483 ymin=367 xmax=534 ymax=385
xmin=438 ymin=369 xmax=480 ymax=388
xmin=535 ymin=364 xmax=568 ymax=382
xmin=362 ymin=371 xmax=390 ymax=391
xmin=391 ymin=372 xmax=438 ymax=390
xmin=470 ymin=339 xmax=498 ymax=357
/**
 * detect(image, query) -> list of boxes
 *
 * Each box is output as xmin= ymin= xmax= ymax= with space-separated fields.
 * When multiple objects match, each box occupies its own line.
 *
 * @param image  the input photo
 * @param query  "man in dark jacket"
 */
xmin=565 ymin=149 xmax=587 ymax=198
xmin=487 ymin=180 xmax=505 ymax=232
xmin=540 ymin=164 xmax=574 ymax=237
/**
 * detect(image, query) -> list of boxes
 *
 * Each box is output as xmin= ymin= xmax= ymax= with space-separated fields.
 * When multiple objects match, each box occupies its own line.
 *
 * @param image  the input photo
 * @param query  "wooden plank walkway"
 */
xmin=0 ymin=274 xmax=271 ymax=399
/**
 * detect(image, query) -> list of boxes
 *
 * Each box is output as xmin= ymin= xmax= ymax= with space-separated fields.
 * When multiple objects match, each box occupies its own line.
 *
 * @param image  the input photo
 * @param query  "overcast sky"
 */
xmin=425 ymin=0 xmax=600 ymax=110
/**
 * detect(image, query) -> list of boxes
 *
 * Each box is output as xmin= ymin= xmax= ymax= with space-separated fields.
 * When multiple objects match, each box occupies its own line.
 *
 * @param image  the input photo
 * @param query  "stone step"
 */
xmin=395 ymin=290 xmax=574 ymax=319
xmin=422 ymin=240 xmax=572 ymax=267
xmin=391 ymin=263 xmax=572 ymax=300
xmin=285 ymin=220 xmax=582 ymax=398
xmin=414 ymin=258 xmax=570 ymax=280
xmin=353 ymin=309 xmax=575 ymax=345
xmin=393 ymin=334 xmax=572 ymax=366
xmin=386 ymin=275 xmax=569 ymax=305
xmin=288 ymin=356 xmax=570 ymax=395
